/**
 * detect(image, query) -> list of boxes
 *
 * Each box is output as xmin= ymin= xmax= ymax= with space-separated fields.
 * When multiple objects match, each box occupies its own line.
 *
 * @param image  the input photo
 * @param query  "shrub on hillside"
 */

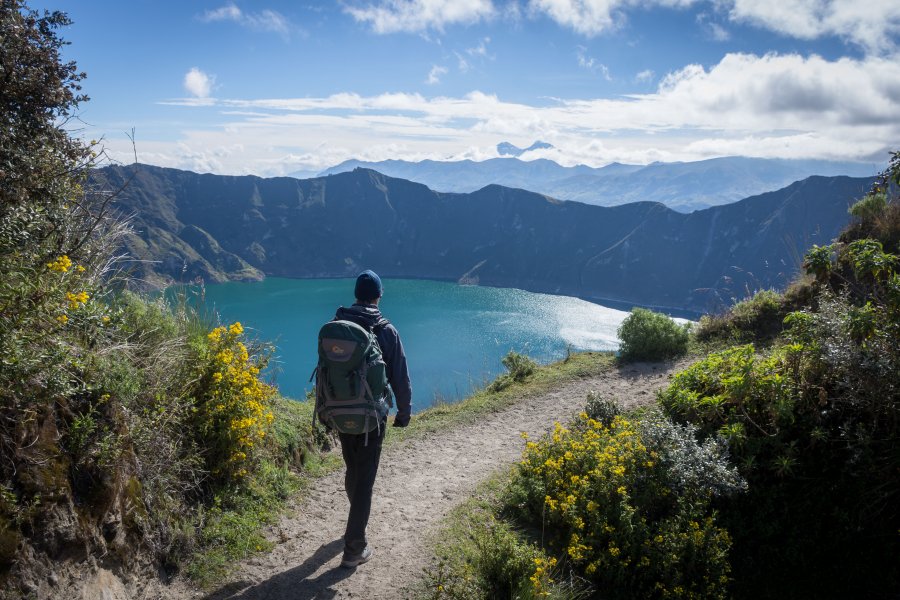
xmin=584 ymin=391 xmax=620 ymax=427
xmin=839 ymin=153 xmax=900 ymax=256
xmin=695 ymin=289 xmax=788 ymax=344
xmin=658 ymin=287 xmax=900 ymax=597
xmin=617 ymin=308 xmax=690 ymax=362
xmin=0 ymin=3 xmax=319 ymax=594
xmin=489 ymin=350 xmax=538 ymax=392
xmin=193 ymin=322 xmax=276 ymax=482
xmin=849 ymin=189 xmax=888 ymax=222
xmin=506 ymin=412 xmax=744 ymax=599
xmin=424 ymin=508 xmax=587 ymax=600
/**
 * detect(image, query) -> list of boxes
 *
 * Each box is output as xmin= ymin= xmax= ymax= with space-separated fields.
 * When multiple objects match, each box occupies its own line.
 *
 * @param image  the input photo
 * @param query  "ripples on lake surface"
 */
xmin=194 ymin=278 xmax=651 ymax=410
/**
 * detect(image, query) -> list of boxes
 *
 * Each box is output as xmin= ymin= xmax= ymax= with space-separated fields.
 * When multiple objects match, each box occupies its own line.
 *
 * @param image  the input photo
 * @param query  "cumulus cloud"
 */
xmin=524 ymin=0 xmax=900 ymax=53
xmin=201 ymin=3 xmax=291 ymax=36
xmin=426 ymin=65 xmax=448 ymax=84
xmin=345 ymin=0 xmax=496 ymax=33
xmin=341 ymin=0 xmax=897 ymax=54
xmin=183 ymin=68 xmax=214 ymax=98
xmin=727 ymin=0 xmax=900 ymax=53
xmin=528 ymin=0 xmax=699 ymax=36
xmin=151 ymin=52 xmax=898 ymax=174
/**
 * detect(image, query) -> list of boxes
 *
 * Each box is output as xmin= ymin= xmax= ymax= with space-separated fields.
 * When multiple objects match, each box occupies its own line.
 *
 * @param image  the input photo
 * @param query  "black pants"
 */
xmin=338 ymin=422 xmax=386 ymax=555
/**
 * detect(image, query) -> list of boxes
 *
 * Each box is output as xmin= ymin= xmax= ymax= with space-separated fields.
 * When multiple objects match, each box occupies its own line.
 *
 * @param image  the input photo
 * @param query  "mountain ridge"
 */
xmin=311 ymin=155 xmax=874 ymax=213
xmin=95 ymin=164 xmax=875 ymax=313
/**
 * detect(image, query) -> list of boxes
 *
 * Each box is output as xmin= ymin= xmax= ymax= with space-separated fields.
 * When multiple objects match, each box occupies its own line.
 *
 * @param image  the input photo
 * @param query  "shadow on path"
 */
xmin=615 ymin=361 xmax=667 ymax=380
xmin=202 ymin=539 xmax=355 ymax=600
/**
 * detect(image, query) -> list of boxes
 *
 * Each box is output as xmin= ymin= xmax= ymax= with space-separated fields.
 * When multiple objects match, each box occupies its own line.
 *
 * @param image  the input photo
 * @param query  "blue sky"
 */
xmin=46 ymin=0 xmax=900 ymax=176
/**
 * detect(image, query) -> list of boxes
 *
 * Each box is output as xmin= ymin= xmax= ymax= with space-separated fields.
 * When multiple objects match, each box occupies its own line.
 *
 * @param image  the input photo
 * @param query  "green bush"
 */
xmin=658 ymin=294 xmax=900 ymax=598
xmin=0 ymin=3 xmax=330 ymax=594
xmin=695 ymin=290 xmax=788 ymax=344
xmin=506 ymin=412 xmax=742 ymax=599
xmin=617 ymin=308 xmax=690 ymax=362
xmin=423 ymin=487 xmax=588 ymax=600
xmin=849 ymin=190 xmax=888 ymax=222
xmin=584 ymin=390 xmax=620 ymax=427
xmin=489 ymin=350 xmax=538 ymax=392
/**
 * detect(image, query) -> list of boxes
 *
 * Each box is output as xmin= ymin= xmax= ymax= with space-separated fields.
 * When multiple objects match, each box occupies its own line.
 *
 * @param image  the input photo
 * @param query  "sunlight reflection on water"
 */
xmin=196 ymin=278 xmax=686 ymax=410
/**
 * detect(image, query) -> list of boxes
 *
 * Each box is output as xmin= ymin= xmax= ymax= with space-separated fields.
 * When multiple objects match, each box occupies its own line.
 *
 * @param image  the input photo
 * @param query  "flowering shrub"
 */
xmin=507 ymin=412 xmax=741 ymax=599
xmin=194 ymin=322 xmax=276 ymax=481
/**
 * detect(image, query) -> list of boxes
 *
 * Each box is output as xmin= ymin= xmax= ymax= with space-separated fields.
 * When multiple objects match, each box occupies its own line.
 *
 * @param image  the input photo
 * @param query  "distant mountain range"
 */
xmin=310 ymin=155 xmax=875 ymax=213
xmin=95 ymin=164 xmax=874 ymax=313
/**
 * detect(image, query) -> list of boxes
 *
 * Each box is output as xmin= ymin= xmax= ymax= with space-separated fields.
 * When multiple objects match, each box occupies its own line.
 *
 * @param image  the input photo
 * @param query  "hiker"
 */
xmin=317 ymin=270 xmax=412 ymax=568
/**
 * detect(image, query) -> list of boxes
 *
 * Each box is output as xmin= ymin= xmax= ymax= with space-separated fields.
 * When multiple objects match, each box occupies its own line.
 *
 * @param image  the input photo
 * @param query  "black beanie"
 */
xmin=354 ymin=270 xmax=383 ymax=302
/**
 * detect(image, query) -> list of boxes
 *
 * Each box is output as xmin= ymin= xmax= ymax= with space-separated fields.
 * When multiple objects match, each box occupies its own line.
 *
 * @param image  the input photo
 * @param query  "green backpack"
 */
xmin=313 ymin=319 xmax=392 ymax=439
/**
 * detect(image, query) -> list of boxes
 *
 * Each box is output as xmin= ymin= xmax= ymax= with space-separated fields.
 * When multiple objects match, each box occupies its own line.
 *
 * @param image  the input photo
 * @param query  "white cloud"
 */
xmin=146 ymin=52 xmax=899 ymax=175
xmin=345 ymin=0 xmax=496 ymax=33
xmin=727 ymin=0 xmax=900 ymax=53
xmin=201 ymin=3 xmax=291 ymax=36
xmin=203 ymin=4 xmax=242 ymax=21
xmin=340 ymin=0 xmax=900 ymax=55
xmin=576 ymin=46 xmax=595 ymax=68
xmin=708 ymin=22 xmax=730 ymax=41
xmin=466 ymin=36 xmax=492 ymax=56
xmin=576 ymin=46 xmax=612 ymax=79
xmin=520 ymin=1 xmax=900 ymax=52
xmin=635 ymin=69 xmax=654 ymax=83
xmin=455 ymin=52 xmax=471 ymax=72
xmin=528 ymin=0 xmax=699 ymax=36
xmin=696 ymin=12 xmax=730 ymax=40
xmin=426 ymin=65 xmax=449 ymax=84
xmin=183 ymin=68 xmax=214 ymax=98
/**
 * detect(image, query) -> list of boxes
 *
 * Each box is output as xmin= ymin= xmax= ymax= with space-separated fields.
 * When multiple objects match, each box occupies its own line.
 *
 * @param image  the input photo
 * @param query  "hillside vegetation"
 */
xmin=0 ymin=5 xmax=329 ymax=597
xmin=427 ymin=155 xmax=900 ymax=599
xmin=4 ymin=4 xmax=898 ymax=599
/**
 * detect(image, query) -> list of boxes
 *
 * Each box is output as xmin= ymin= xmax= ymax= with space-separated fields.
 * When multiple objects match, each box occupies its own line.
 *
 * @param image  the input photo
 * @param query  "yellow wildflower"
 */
xmin=47 ymin=255 xmax=72 ymax=273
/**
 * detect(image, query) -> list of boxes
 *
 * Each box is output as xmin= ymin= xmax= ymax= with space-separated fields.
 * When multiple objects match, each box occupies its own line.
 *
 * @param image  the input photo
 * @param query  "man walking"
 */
xmin=331 ymin=270 xmax=412 ymax=568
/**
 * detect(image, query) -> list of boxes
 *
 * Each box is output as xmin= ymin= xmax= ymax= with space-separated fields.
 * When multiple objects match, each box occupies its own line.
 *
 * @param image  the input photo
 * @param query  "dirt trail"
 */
xmin=163 ymin=360 xmax=684 ymax=600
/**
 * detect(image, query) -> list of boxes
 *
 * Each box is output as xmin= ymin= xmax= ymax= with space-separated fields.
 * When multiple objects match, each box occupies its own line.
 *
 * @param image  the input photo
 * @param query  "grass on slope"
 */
xmin=386 ymin=351 xmax=614 ymax=447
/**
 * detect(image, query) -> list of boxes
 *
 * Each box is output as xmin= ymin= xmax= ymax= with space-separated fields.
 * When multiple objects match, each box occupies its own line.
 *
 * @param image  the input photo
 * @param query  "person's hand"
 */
xmin=393 ymin=414 xmax=410 ymax=427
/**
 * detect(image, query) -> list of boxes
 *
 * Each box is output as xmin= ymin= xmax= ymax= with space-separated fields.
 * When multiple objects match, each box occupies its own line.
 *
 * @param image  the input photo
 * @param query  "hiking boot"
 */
xmin=340 ymin=546 xmax=373 ymax=568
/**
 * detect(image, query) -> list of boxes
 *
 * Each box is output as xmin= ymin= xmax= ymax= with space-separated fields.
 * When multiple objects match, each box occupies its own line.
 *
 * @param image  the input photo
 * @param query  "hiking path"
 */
xmin=156 ymin=360 xmax=685 ymax=600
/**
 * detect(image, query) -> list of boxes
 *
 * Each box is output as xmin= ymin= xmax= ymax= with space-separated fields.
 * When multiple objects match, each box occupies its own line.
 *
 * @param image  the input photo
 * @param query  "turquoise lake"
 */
xmin=196 ymin=278 xmax=640 ymax=411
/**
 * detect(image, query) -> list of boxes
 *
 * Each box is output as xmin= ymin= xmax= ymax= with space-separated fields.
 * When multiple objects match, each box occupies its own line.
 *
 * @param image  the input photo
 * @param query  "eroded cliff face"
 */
xmin=94 ymin=164 xmax=874 ymax=312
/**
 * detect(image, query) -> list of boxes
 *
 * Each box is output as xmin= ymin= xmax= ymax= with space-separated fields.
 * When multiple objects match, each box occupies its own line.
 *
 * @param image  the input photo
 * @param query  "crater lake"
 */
xmin=192 ymin=278 xmax=672 ymax=411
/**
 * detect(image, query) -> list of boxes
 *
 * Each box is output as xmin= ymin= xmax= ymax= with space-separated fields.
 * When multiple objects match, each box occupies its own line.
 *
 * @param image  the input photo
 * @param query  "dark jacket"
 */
xmin=334 ymin=303 xmax=412 ymax=422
